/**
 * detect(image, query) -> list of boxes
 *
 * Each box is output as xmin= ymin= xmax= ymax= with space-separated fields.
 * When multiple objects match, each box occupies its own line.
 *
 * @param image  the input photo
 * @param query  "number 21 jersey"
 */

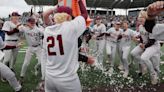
xmin=43 ymin=16 xmax=86 ymax=79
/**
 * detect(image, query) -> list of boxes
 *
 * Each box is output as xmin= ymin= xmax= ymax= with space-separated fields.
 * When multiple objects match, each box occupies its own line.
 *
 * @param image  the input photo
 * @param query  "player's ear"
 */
xmin=67 ymin=15 xmax=72 ymax=21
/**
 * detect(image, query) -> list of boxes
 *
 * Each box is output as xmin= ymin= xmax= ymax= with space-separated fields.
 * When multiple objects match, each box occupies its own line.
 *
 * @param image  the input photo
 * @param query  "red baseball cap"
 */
xmin=11 ymin=12 xmax=21 ymax=16
xmin=56 ymin=6 xmax=72 ymax=16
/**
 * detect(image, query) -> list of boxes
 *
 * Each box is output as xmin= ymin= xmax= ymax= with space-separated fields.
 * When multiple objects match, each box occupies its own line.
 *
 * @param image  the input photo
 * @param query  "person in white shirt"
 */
xmin=131 ymin=11 xmax=148 ymax=77
xmin=131 ymin=10 xmax=161 ymax=85
xmin=92 ymin=16 xmax=106 ymax=68
xmin=118 ymin=21 xmax=136 ymax=78
xmin=43 ymin=0 xmax=88 ymax=92
xmin=2 ymin=12 xmax=21 ymax=70
xmin=19 ymin=17 xmax=44 ymax=81
xmin=0 ymin=37 xmax=22 ymax=92
xmin=106 ymin=21 xmax=123 ymax=75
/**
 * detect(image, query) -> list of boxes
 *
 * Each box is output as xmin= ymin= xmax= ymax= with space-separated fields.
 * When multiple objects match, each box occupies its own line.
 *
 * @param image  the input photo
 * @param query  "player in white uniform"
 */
xmin=92 ymin=16 xmax=106 ymax=67
xmin=0 ymin=37 xmax=22 ymax=92
xmin=118 ymin=21 xmax=136 ymax=78
xmin=19 ymin=17 xmax=43 ymax=81
xmin=43 ymin=0 xmax=88 ymax=92
xmin=2 ymin=12 xmax=21 ymax=70
xmin=106 ymin=21 xmax=123 ymax=74
xmin=131 ymin=11 xmax=160 ymax=85
xmin=131 ymin=11 xmax=148 ymax=76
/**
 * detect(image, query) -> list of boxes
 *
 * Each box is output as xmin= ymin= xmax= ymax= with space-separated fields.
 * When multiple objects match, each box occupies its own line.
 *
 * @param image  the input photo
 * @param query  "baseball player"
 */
xmin=131 ymin=11 xmax=148 ymax=76
xmin=92 ymin=16 xmax=106 ymax=68
xmin=43 ymin=0 xmax=88 ymax=92
xmin=106 ymin=21 xmax=123 ymax=74
xmin=2 ymin=12 xmax=21 ymax=70
xmin=32 ymin=13 xmax=45 ymax=77
xmin=118 ymin=21 xmax=136 ymax=78
xmin=19 ymin=17 xmax=44 ymax=81
xmin=0 ymin=37 xmax=22 ymax=92
xmin=131 ymin=10 xmax=160 ymax=85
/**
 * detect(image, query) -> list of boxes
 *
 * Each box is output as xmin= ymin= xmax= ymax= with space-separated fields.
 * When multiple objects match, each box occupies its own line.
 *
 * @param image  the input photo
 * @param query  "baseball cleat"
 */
xmin=123 ymin=71 xmax=129 ymax=78
xmin=118 ymin=65 xmax=124 ymax=71
xmin=151 ymin=73 xmax=159 ymax=85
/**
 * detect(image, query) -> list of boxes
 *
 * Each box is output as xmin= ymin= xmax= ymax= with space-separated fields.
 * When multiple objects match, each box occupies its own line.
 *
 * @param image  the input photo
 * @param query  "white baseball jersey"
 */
xmin=106 ymin=27 xmax=123 ymax=42
xmin=119 ymin=29 xmax=135 ymax=46
xmin=2 ymin=21 xmax=20 ymax=46
xmin=19 ymin=25 xmax=44 ymax=47
xmin=93 ymin=23 xmax=106 ymax=39
xmin=139 ymin=25 xmax=149 ymax=44
xmin=43 ymin=16 xmax=86 ymax=78
xmin=151 ymin=24 xmax=164 ymax=41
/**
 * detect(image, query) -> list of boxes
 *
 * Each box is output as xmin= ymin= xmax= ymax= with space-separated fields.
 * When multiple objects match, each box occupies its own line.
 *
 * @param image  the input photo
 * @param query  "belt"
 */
xmin=96 ymin=38 xmax=103 ymax=40
xmin=32 ymin=44 xmax=40 ymax=47
xmin=6 ymin=40 xmax=18 ymax=42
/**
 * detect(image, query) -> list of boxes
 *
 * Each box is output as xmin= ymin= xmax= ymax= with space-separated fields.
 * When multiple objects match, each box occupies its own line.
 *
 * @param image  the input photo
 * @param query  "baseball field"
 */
xmin=1 ymin=42 xmax=164 ymax=92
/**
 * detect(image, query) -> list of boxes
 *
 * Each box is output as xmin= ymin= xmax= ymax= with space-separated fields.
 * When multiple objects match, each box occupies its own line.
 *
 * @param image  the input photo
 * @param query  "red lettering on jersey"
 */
xmin=47 ymin=36 xmax=56 ymax=56
xmin=57 ymin=35 xmax=64 ymax=55
xmin=47 ymin=35 xmax=64 ymax=56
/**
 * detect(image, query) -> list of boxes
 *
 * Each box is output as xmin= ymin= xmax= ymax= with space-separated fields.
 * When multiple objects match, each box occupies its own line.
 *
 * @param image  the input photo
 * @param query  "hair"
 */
xmin=54 ymin=13 xmax=72 ymax=24
xmin=138 ymin=10 xmax=147 ymax=19
xmin=123 ymin=20 xmax=129 ymax=25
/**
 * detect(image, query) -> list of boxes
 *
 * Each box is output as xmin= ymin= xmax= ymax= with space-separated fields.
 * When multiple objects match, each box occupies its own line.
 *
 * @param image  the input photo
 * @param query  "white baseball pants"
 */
xmin=118 ymin=45 xmax=131 ymax=72
xmin=20 ymin=46 xmax=42 ymax=77
xmin=106 ymin=41 xmax=117 ymax=67
xmin=3 ymin=48 xmax=19 ymax=69
xmin=0 ymin=62 xmax=21 ymax=91
xmin=45 ymin=74 xmax=81 ymax=92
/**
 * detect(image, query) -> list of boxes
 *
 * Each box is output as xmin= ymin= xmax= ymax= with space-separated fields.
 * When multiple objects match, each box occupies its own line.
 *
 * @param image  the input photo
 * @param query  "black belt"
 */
xmin=32 ymin=44 xmax=40 ymax=47
xmin=6 ymin=40 xmax=18 ymax=42
xmin=96 ymin=38 xmax=103 ymax=40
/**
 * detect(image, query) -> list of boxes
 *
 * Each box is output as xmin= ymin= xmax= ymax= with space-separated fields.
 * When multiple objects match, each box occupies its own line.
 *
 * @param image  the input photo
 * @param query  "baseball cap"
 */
xmin=56 ymin=6 xmax=72 ymax=16
xmin=11 ymin=12 xmax=21 ymax=16
xmin=27 ymin=17 xmax=36 ymax=24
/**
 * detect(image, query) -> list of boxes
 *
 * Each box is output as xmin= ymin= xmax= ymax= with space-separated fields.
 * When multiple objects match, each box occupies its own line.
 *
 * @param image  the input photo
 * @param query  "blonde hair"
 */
xmin=138 ymin=10 xmax=147 ymax=19
xmin=54 ymin=13 xmax=72 ymax=24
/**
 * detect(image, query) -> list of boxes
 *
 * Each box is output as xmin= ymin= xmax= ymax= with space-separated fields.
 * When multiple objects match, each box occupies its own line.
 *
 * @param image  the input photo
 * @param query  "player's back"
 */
xmin=44 ymin=16 xmax=86 ymax=79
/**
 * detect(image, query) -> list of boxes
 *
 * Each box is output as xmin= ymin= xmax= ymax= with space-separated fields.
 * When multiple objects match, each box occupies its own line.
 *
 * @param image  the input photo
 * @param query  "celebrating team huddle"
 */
xmin=0 ymin=0 xmax=164 ymax=92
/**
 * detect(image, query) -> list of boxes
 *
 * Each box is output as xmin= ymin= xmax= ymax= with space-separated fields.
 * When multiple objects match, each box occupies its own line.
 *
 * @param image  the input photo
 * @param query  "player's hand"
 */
xmin=140 ymin=44 xmax=145 ymax=49
xmin=147 ymin=1 xmax=164 ymax=18
xmin=87 ymin=56 xmax=95 ymax=65
xmin=117 ymin=34 xmax=122 ymax=40
xmin=17 ymin=42 xmax=24 ymax=48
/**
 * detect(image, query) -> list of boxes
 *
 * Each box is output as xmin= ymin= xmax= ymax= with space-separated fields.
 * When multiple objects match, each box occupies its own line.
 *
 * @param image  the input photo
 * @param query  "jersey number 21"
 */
xmin=47 ymin=35 xmax=64 ymax=56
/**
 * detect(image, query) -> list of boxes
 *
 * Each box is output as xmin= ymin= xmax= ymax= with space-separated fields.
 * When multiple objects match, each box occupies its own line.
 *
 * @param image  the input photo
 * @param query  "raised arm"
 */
xmin=147 ymin=1 xmax=164 ymax=19
xmin=43 ymin=6 xmax=58 ymax=26
xmin=78 ymin=0 xmax=88 ymax=20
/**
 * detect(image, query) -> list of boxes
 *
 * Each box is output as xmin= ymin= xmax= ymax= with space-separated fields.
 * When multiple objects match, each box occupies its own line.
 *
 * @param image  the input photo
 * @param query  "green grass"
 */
xmin=1 ymin=42 xmax=164 ymax=92
xmin=0 ymin=52 xmax=41 ymax=92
